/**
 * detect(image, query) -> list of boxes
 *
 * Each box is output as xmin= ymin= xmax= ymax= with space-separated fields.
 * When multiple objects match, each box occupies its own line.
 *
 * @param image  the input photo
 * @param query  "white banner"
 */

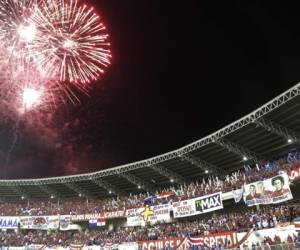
xmin=70 ymin=210 xmax=125 ymax=222
xmin=244 ymin=174 xmax=293 ymax=206
xmin=118 ymin=242 xmax=138 ymax=250
xmin=20 ymin=216 xmax=59 ymax=230
xmin=126 ymin=204 xmax=171 ymax=226
xmin=172 ymin=192 xmax=223 ymax=218
xmin=59 ymin=215 xmax=81 ymax=231
xmin=0 ymin=216 xmax=19 ymax=229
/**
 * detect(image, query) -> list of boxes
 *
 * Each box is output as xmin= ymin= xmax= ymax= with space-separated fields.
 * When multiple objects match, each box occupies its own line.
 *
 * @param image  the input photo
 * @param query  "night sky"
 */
xmin=0 ymin=1 xmax=300 ymax=179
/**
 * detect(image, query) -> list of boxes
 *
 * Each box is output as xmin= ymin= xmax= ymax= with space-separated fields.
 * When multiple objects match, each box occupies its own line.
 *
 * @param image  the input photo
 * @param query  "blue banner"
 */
xmin=0 ymin=216 xmax=19 ymax=229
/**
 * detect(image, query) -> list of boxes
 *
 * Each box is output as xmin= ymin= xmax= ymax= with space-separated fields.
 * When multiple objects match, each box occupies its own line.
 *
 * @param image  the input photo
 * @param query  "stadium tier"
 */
xmin=1 ymin=84 xmax=300 ymax=249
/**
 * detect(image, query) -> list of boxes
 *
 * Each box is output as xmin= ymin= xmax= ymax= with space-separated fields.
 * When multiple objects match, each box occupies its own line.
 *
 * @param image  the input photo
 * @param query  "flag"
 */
xmin=89 ymin=218 xmax=106 ymax=227
xmin=156 ymin=191 xmax=175 ymax=199
xmin=69 ymin=243 xmax=84 ymax=250
xmin=97 ymin=218 xmax=105 ymax=227
xmin=256 ymin=164 xmax=260 ymax=171
xmin=144 ymin=191 xmax=175 ymax=203
xmin=294 ymin=217 xmax=300 ymax=230
xmin=89 ymin=219 xmax=97 ymax=228
xmin=144 ymin=194 xmax=158 ymax=203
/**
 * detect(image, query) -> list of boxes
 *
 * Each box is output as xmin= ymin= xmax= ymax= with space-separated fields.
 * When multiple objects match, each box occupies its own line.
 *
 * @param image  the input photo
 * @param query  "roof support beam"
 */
xmin=149 ymin=164 xmax=187 ymax=184
xmin=64 ymin=182 xmax=91 ymax=198
xmin=38 ymin=185 xmax=60 ymax=199
xmin=119 ymin=173 xmax=155 ymax=192
xmin=255 ymin=117 xmax=300 ymax=143
xmin=180 ymin=154 xmax=225 ymax=174
xmin=11 ymin=186 xmax=28 ymax=199
xmin=92 ymin=178 xmax=123 ymax=196
xmin=215 ymin=138 xmax=265 ymax=165
xmin=0 ymin=84 xmax=299 ymax=187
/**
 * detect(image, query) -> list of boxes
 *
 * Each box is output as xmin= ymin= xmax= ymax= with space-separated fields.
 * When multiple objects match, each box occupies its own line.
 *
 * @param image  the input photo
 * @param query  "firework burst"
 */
xmin=0 ymin=0 xmax=111 ymax=114
xmin=30 ymin=0 xmax=112 ymax=86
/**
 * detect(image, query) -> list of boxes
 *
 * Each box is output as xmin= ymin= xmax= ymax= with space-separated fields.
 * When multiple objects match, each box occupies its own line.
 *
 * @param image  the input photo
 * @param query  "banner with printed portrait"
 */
xmin=59 ymin=215 xmax=81 ymax=231
xmin=19 ymin=215 xmax=59 ymax=230
xmin=243 ymin=173 xmax=293 ymax=206
xmin=172 ymin=192 xmax=223 ymax=218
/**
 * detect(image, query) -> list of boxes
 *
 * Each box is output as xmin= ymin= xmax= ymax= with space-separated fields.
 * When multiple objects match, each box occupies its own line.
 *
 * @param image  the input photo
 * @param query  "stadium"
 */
xmin=1 ymin=83 xmax=300 ymax=249
xmin=1 ymin=1 xmax=300 ymax=250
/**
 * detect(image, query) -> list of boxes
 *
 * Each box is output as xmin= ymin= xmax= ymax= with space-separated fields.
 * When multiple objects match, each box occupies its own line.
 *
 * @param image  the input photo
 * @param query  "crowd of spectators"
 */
xmin=1 ymin=203 xmax=300 ymax=247
xmin=0 ymin=151 xmax=299 ymax=217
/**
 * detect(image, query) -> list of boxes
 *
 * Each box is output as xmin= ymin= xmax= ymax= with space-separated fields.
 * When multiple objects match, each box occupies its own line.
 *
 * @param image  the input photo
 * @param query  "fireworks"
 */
xmin=22 ymin=87 xmax=42 ymax=109
xmin=0 ymin=0 xmax=111 ymax=115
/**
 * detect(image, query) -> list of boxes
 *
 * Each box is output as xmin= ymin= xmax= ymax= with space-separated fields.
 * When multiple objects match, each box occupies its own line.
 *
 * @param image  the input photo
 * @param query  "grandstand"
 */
xmin=0 ymin=83 xmax=300 ymax=199
xmin=1 ymin=84 xmax=300 ymax=249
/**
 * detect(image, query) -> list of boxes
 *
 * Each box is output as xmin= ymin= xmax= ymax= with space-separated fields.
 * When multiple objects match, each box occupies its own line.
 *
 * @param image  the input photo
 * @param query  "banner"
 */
xmin=187 ymin=231 xmax=243 ymax=248
xmin=138 ymin=231 xmax=248 ymax=249
xmin=118 ymin=242 xmax=139 ymax=250
xmin=70 ymin=210 xmax=125 ymax=222
xmin=139 ymin=238 xmax=184 ymax=249
xmin=59 ymin=215 xmax=81 ymax=231
xmin=126 ymin=204 xmax=171 ymax=227
xmin=0 ymin=216 xmax=19 ymax=229
xmin=20 ymin=216 xmax=59 ymax=230
xmin=294 ymin=217 xmax=300 ymax=230
xmin=139 ymin=231 xmax=257 ymax=249
xmin=232 ymin=188 xmax=244 ymax=203
xmin=243 ymin=174 xmax=293 ymax=206
xmin=172 ymin=192 xmax=223 ymax=218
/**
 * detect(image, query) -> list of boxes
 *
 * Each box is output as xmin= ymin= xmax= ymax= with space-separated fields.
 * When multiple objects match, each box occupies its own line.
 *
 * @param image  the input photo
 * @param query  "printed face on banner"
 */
xmin=20 ymin=216 xmax=59 ymax=230
xmin=244 ymin=174 xmax=293 ymax=206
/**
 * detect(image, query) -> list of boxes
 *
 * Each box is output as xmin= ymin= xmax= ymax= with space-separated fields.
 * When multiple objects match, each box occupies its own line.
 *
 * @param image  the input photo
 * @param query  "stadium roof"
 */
xmin=1 ymin=83 xmax=300 ymax=200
